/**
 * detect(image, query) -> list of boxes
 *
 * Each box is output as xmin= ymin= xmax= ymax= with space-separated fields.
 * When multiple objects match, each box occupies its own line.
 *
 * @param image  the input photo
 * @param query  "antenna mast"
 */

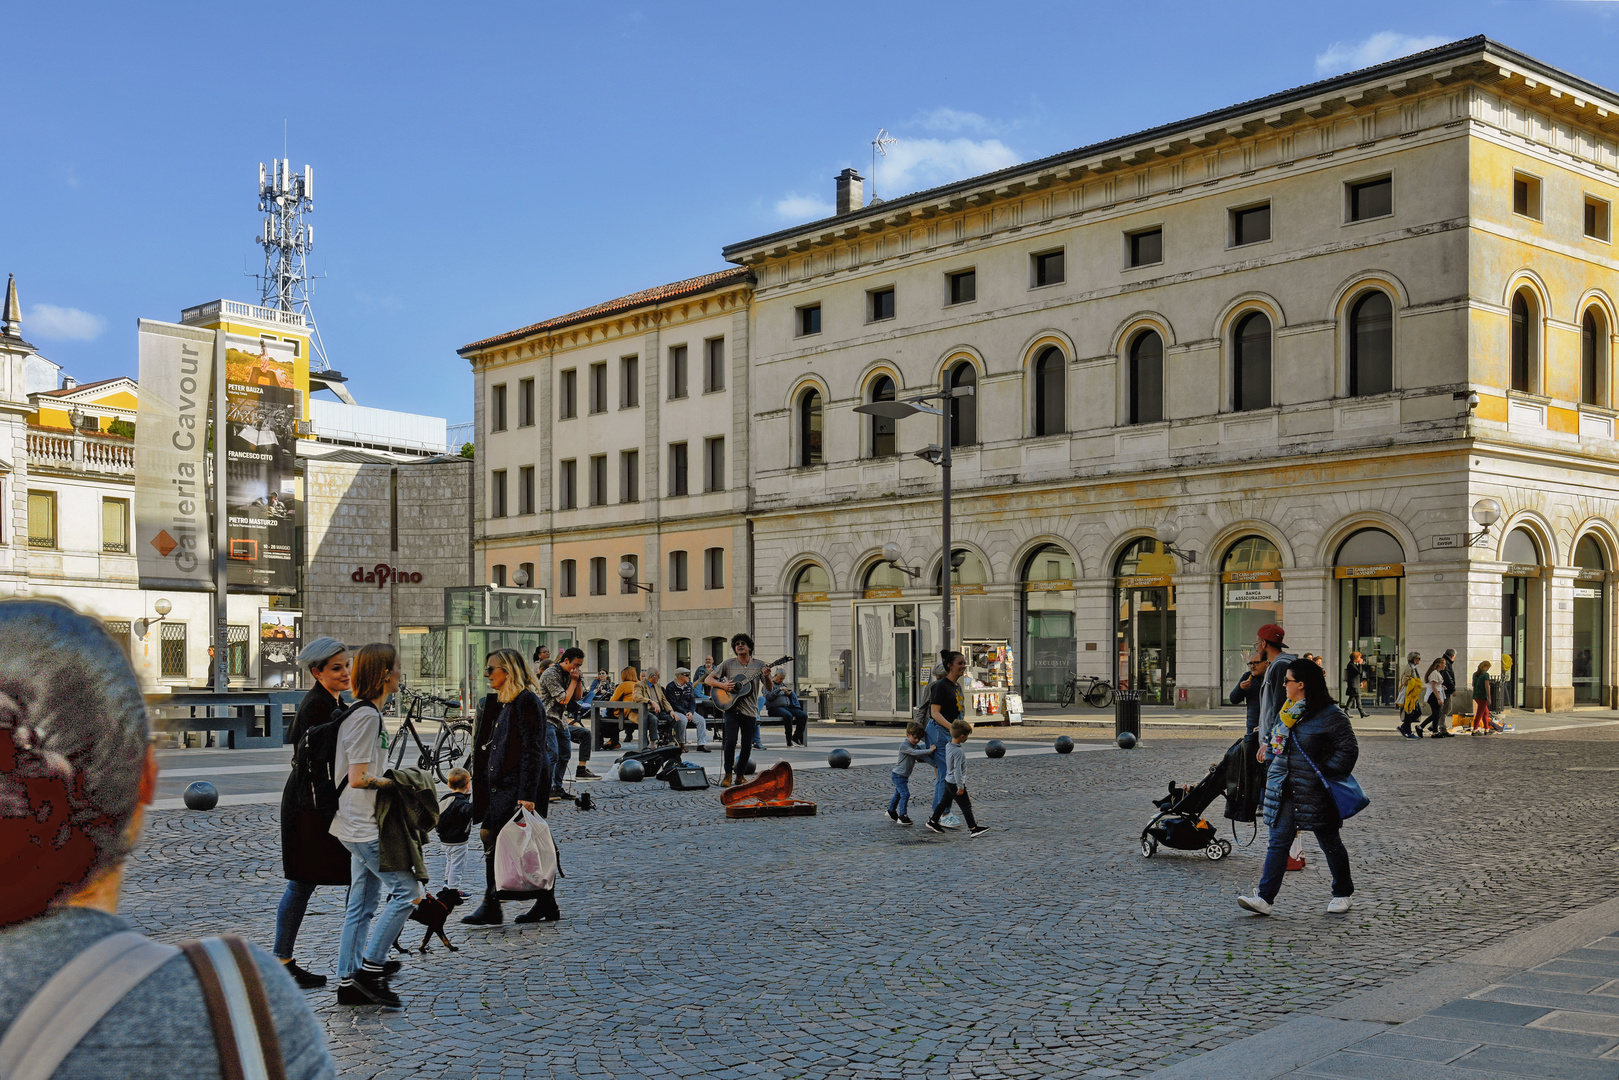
xmin=255 ymin=158 xmax=330 ymax=371
xmin=870 ymin=128 xmax=897 ymax=202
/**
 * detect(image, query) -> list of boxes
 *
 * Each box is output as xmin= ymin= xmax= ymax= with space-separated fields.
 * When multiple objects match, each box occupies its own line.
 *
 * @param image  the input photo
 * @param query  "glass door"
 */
xmin=1502 ymin=578 xmax=1529 ymax=708
xmin=1117 ymin=585 xmax=1176 ymax=704
xmin=1338 ymin=577 xmax=1402 ymax=707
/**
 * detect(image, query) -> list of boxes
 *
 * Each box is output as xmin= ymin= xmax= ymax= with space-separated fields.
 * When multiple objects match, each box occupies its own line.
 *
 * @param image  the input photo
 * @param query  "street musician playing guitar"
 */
xmin=705 ymin=633 xmax=788 ymax=788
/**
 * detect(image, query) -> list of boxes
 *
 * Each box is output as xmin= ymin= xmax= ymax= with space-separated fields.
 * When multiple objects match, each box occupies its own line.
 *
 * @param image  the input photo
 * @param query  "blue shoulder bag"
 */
xmin=1291 ymin=730 xmax=1370 ymax=820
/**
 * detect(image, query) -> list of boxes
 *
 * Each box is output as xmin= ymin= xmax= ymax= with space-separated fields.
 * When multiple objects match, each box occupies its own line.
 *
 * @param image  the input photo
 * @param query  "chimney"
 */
xmin=61 ymin=375 xmax=76 ymax=390
xmin=835 ymin=168 xmax=864 ymax=215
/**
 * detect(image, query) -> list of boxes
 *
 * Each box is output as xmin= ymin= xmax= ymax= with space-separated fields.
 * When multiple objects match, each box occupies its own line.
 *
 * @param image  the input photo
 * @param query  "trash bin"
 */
xmin=1115 ymin=690 xmax=1142 ymax=740
xmin=1488 ymin=677 xmax=1503 ymax=712
xmin=816 ymin=689 xmax=832 ymax=720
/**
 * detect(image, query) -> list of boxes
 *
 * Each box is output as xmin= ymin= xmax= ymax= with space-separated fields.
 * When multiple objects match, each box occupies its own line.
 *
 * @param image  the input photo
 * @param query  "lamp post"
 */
xmin=618 ymin=560 xmax=656 ymax=751
xmin=855 ymin=386 xmax=973 ymax=656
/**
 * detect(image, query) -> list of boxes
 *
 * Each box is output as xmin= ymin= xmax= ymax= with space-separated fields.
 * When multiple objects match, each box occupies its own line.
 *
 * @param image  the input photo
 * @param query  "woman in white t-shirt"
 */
xmin=329 ymin=643 xmax=415 ymax=1008
xmin=1421 ymin=657 xmax=1452 ymax=738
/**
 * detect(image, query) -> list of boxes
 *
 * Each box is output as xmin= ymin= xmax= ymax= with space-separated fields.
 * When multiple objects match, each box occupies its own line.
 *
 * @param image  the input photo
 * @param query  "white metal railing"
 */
xmin=27 ymin=430 xmax=136 ymax=474
xmin=179 ymin=299 xmax=306 ymax=329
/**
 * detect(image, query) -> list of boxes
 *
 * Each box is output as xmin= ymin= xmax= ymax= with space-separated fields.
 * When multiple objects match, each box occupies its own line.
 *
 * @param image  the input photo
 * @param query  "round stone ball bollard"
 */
xmin=183 ymin=781 xmax=219 ymax=811
xmin=984 ymin=739 xmax=1007 ymax=759
xmin=1054 ymin=736 xmax=1075 ymax=755
xmin=618 ymin=758 xmax=646 ymax=783
xmin=827 ymin=748 xmax=853 ymax=769
xmin=1117 ymin=731 xmax=1138 ymax=750
xmin=740 ymin=759 xmax=758 ymax=776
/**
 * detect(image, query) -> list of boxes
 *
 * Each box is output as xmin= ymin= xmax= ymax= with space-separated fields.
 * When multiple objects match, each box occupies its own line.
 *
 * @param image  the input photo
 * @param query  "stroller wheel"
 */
xmin=1140 ymin=834 xmax=1157 ymax=858
xmin=1205 ymin=841 xmax=1228 ymax=861
xmin=1220 ymin=839 xmax=1233 ymax=856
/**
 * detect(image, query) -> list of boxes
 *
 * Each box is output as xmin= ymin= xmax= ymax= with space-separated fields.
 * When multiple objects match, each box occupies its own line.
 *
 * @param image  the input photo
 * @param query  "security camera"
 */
xmin=1467 ymin=391 xmax=1480 ymax=411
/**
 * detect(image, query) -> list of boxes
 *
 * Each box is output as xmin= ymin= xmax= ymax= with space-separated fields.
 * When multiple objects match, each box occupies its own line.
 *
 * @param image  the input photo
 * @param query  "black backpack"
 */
xmin=293 ymin=700 xmax=363 ymax=814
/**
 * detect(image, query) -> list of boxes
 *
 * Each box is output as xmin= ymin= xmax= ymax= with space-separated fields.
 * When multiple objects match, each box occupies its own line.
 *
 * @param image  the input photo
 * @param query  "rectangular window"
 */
xmin=1128 ymin=228 xmax=1163 ymax=267
xmin=620 ymin=554 xmax=639 ymax=594
xmin=588 ymin=455 xmax=607 ymax=506
xmin=620 ymin=449 xmax=639 ymax=503
xmin=225 ymin=624 xmax=249 ymax=680
xmin=1231 ymin=204 xmax=1270 ymax=246
xmin=27 ymin=491 xmax=55 ymax=549
xmin=518 ymin=466 xmax=535 ymax=514
xmin=1348 ymin=177 xmax=1392 ymax=222
xmin=620 ymin=355 xmax=639 ymax=407
xmin=868 ymin=287 xmax=895 ymax=322
xmin=493 ymin=564 xmax=507 ymax=587
xmin=160 ymin=621 xmax=187 ymax=680
xmin=559 ymin=369 xmax=577 ymax=419
xmin=518 ymin=378 xmax=535 ymax=426
xmin=490 ymin=383 xmax=507 ymax=432
xmin=589 ymin=557 xmax=607 ymax=596
xmin=1586 ymin=196 xmax=1611 ymax=242
xmin=797 ymin=305 xmax=821 ymax=337
xmin=668 ymin=345 xmax=688 ymax=399
xmin=669 ymin=550 xmax=689 ymax=591
xmin=704 ymin=437 xmax=725 ymax=492
xmin=705 ymin=338 xmax=725 ymax=392
xmin=673 ymin=638 xmax=691 ymax=672
xmin=490 ymin=470 xmax=507 ymax=518
xmin=518 ymin=562 xmax=534 ymax=588
xmin=1513 ymin=173 xmax=1542 ymax=220
xmin=1033 ymin=249 xmax=1065 ymax=287
xmin=623 ymin=638 xmax=641 ymax=672
xmin=560 ymin=559 xmax=577 ymax=597
xmin=589 ymin=362 xmax=607 ymax=414
xmin=559 ymin=459 xmax=577 ymax=510
xmin=948 ymin=269 xmax=976 ymax=305
xmin=704 ymin=547 xmax=725 ymax=590
xmin=102 ymin=497 xmax=129 ymax=553
xmin=103 ymin=620 xmax=132 ymax=650
xmin=669 ymin=442 xmax=688 ymax=496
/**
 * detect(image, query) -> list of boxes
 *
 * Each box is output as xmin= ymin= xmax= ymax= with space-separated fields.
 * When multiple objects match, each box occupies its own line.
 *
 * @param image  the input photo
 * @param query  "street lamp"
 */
xmin=1468 ymin=498 xmax=1502 ymax=547
xmin=512 ymin=568 xmax=530 ymax=587
xmin=137 ymin=597 xmax=172 ymax=637
xmin=1154 ymin=520 xmax=1199 ymax=566
xmin=618 ymin=559 xmax=654 ymax=593
xmin=854 ymin=385 xmax=974 ymax=654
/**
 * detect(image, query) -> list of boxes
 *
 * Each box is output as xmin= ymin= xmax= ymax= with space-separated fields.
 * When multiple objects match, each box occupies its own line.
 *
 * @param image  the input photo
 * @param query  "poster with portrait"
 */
xmin=226 ymin=334 xmax=300 ymax=593
xmin=259 ymin=609 xmax=302 ymax=689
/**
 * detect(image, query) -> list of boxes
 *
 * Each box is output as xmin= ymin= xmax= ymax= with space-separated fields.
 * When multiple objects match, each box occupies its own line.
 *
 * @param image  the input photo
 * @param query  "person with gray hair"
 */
xmin=0 ymin=599 xmax=333 ymax=1078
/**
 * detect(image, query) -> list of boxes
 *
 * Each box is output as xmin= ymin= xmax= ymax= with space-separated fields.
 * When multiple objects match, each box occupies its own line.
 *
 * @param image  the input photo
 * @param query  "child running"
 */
xmin=437 ymin=768 xmax=474 ymax=896
xmin=888 ymin=721 xmax=934 ymax=825
xmin=926 ymin=720 xmax=989 ymax=838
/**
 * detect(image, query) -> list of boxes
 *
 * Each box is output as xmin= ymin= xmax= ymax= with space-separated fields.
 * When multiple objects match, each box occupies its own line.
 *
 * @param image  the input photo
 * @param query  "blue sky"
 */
xmin=10 ymin=1 xmax=1619 ymax=419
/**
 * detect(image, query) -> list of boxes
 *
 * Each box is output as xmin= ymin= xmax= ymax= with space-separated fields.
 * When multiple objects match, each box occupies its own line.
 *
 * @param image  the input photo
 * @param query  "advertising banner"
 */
xmin=225 ymin=335 xmax=300 ymax=593
xmin=258 ymin=609 xmax=302 ymax=689
xmin=135 ymin=320 xmax=217 ymax=591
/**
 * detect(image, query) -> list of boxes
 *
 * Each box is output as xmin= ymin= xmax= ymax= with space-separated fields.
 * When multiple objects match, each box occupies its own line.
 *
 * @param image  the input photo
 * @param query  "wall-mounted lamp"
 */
xmin=136 ymin=597 xmax=172 ymax=637
xmin=1155 ymin=521 xmax=1199 ymax=566
xmin=1467 ymin=497 xmax=1502 ymax=547
xmin=880 ymin=541 xmax=922 ymax=580
xmin=618 ymin=559 xmax=654 ymax=593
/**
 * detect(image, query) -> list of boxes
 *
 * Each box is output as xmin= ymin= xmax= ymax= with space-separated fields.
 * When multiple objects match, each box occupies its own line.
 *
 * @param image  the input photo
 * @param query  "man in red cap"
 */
xmin=1255 ymin=623 xmax=1308 ymax=872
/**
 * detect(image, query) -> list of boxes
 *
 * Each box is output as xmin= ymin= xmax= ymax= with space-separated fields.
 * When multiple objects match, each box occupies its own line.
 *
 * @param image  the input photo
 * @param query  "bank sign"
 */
xmin=135 ymin=320 xmax=217 ymax=591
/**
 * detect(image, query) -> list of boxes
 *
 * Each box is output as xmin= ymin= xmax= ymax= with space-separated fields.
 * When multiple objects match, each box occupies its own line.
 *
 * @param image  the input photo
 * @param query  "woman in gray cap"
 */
xmin=274 ymin=637 xmax=361 ymax=989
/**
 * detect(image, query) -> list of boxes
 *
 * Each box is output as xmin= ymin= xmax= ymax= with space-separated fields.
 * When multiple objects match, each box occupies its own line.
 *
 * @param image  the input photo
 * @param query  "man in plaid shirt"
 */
xmin=537 ymin=647 xmax=598 ymax=793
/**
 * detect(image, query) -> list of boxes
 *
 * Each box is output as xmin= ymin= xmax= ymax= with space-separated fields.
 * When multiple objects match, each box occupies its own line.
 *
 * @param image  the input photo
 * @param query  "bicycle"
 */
xmin=1058 ymin=672 xmax=1115 ymax=709
xmin=386 ymin=689 xmax=474 ymax=783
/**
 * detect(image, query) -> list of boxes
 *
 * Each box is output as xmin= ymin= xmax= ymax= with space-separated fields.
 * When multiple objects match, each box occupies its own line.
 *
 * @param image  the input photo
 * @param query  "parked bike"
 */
xmin=386 ymin=689 xmax=473 ymax=783
xmin=1059 ymin=672 xmax=1115 ymax=708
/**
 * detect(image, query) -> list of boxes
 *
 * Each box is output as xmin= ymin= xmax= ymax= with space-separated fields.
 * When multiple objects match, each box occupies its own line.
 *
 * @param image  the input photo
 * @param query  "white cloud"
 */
xmin=774 ymin=193 xmax=835 ymax=221
xmin=914 ymin=108 xmax=999 ymax=136
xmin=871 ymin=137 xmax=1021 ymax=199
xmin=26 ymin=304 xmax=105 ymax=341
xmin=1314 ymin=32 xmax=1452 ymax=76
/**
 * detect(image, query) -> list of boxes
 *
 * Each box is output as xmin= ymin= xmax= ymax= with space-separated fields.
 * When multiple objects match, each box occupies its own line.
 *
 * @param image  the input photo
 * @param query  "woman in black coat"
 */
xmin=275 ymin=637 xmax=355 ymax=988
xmin=1238 ymin=658 xmax=1359 ymax=917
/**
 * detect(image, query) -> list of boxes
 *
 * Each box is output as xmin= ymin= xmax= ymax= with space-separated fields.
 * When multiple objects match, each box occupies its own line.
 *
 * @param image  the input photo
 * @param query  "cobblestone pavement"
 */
xmin=123 ymin=731 xmax=1619 ymax=1079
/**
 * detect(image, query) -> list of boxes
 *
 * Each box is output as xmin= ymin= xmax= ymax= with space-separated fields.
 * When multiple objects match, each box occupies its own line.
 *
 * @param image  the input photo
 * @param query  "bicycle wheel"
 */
xmin=1060 ymin=681 xmax=1076 ymax=709
xmin=387 ymin=721 xmax=409 ymax=771
xmin=1086 ymin=682 xmax=1115 ymax=709
xmin=432 ymin=722 xmax=474 ymax=784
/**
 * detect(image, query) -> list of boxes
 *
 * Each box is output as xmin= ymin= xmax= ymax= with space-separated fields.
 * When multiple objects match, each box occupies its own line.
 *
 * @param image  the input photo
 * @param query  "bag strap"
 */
xmin=1288 ymin=727 xmax=1334 ymax=788
xmin=0 ymin=931 xmax=179 ymax=1080
xmin=180 ymin=936 xmax=286 ymax=1080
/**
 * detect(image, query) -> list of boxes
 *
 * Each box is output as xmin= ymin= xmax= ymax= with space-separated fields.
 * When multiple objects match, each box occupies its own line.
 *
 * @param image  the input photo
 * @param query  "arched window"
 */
xmin=1349 ymin=292 xmax=1393 ymax=397
xmin=1032 ymin=346 xmax=1065 ymax=436
xmin=797 ymin=388 xmax=823 ymax=466
xmin=948 ymin=361 xmax=978 ymax=446
xmin=1574 ymin=536 xmax=1607 ymax=705
xmin=1582 ymin=308 xmax=1607 ymax=407
xmin=869 ymin=375 xmax=896 ymax=457
xmin=1503 ymin=528 xmax=1539 ymax=566
xmin=862 ymin=559 xmax=908 ymax=593
xmin=1220 ymin=536 xmax=1284 ymax=694
xmin=1021 ymin=544 xmax=1077 ymax=703
xmin=1511 ymin=289 xmax=1535 ymax=393
xmin=1128 ymin=331 xmax=1164 ymax=424
xmin=791 ymin=564 xmax=832 ymax=692
xmin=933 ymin=548 xmax=988 ymax=591
xmin=1233 ymin=311 xmax=1272 ymax=412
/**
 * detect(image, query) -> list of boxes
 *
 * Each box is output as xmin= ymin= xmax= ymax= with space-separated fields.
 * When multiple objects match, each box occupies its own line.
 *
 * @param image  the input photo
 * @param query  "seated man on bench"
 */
xmin=764 ymin=669 xmax=810 ymax=747
xmin=665 ymin=667 xmax=709 ymax=752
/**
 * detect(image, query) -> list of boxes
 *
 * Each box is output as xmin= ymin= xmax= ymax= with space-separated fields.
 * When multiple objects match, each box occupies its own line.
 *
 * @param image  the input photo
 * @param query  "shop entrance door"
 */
xmin=852 ymin=599 xmax=943 ymax=720
xmin=1502 ymin=577 xmax=1529 ymax=708
xmin=1338 ymin=576 xmax=1403 ymax=707
xmin=893 ymin=627 xmax=916 ymax=716
xmin=1117 ymin=584 xmax=1175 ymax=704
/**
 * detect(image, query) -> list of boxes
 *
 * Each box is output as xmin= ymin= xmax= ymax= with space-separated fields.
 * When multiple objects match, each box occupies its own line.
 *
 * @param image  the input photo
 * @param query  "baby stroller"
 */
xmin=1141 ymin=732 xmax=1264 ymax=861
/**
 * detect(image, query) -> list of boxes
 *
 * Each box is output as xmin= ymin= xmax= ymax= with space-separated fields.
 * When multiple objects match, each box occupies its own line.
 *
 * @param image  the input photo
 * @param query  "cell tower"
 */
xmin=255 ymin=158 xmax=330 ymax=371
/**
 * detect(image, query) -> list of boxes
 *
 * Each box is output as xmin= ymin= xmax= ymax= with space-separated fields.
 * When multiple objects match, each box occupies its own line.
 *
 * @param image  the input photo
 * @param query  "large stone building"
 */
xmin=467 ymin=37 xmax=1619 ymax=718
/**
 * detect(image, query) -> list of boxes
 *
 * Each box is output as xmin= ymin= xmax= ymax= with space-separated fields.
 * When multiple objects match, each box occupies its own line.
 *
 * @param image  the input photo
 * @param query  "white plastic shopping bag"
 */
xmin=494 ymin=807 xmax=558 ymax=896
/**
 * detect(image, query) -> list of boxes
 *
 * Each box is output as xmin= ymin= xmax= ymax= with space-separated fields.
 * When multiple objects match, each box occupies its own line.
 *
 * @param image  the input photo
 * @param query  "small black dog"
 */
xmin=394 ymin=887 xmax=464 ymax=954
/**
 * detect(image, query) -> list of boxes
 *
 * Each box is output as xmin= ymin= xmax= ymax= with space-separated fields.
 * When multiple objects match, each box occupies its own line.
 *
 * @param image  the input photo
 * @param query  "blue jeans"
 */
xmin=926 ymin=720 xmax=951 ymax=812
xmin=553 ymin=723 xmax=572 ymax=788
xmin=889 ymin=774 xmax=911 ymax=816
xmin=1257 ymin=798 xmax=1354 ymax=904
xmin=272 ymin=879 xmax=318 ymax=960
xmin=337 ymin=839 xmax=418 ymax=978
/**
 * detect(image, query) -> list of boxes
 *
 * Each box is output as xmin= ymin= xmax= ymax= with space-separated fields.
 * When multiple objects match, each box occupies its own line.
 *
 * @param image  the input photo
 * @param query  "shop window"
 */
xmin=863 ymin=559 xmax=909 ymax=596
xmin=1349 ymin=291 xmax=1394 ymax=397
xmin=1022 ymin=544 xmax=1077 ymax=704
xmin=792 ymin=564 xmax=833 ymax=692
xmin=1232 ymin=311 xmax=1272 ymax=412
xmin=869 ymin=376 xmax=896 ymax=457
xmin=1335 ymin=528 xmax=1406 ymax=708
xmin=1114 ymin=538 xmax=1177 ymax=705
xmin=1129 ymin=331 xmax=1164 ymax=425
xmin=1574 ymin=536 xmax=1607 ymax=705
xmin=1032 ymin=347 xmax=1065 ymax=436
xmin=798 ymin=388 xmax=823 ymax=466
xmin=1219 ymin=536 xmax=1284 ymax=698
xmin=948 ymin=361 xmax=978 ymax=446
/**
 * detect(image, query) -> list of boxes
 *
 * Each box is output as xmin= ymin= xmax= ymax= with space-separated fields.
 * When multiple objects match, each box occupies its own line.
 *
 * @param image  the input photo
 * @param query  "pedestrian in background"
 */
xmin=1399 ymin=652 xmax=1424 ymax=738
xmin=1231 ymin=650 xmax=1269 ymax=732
xmin=925 ymin=720 xmax=989 ymax=838
xmin=1342 ymin=651 xmax=1369 ymax=718
xmin=1471 ymin=660 xmax=1494 ymax=735
xmin=1441 ymin=648 xmax=1459 ymax=730
xmin=926 ymin=650 xmax=968 ymax=826
xmin=887 ymin=720 xmax=933 ymax=825
xmin=1422 ymin=657 xmax=1453 ymax=738
xmin=765 ymin=670 xmax=810 ymax=747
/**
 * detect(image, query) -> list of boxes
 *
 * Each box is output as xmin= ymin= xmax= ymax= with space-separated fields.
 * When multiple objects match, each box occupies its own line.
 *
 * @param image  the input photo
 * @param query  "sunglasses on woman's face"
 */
xmin=484 ymin=667 xmax=495 ymax=676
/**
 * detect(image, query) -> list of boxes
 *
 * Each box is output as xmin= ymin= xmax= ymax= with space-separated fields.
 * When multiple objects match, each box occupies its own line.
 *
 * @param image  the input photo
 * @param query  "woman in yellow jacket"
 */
xmin=606 ymin=666 xmax=641 ymax=748
xmin=1398 ymin=651 xmax=1425 ymax=738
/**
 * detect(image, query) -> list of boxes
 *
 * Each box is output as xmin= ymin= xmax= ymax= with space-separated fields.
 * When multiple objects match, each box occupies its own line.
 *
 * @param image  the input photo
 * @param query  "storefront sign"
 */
xmin=1024 ymin=579 xmax=1075 ymax=592
xmin=351 ymin=564 xmax=424 ymax=587
xmin=794 ymin=591 xmax=829 ymax=603
xmin=951 ymin=583 xmax=986 ymax=594
xmin=1225 ymin=587 xmax=1281 ymax=604
xmin=1576 ymin=568 xmax=1606 ymax=582
xmin=1117 ymin=575 xmax=1172 ymax=589
xmin=1575 ymin=586 xmax=1603 ymax=599
xmin=135 ymin=320 xmax=217 ymax=592
xmin=1334 ymin=564 xmax=1404 ymax=579
xmin=863 ymin=587 xmax=904 ymax=599
xmin=1504 ymin=564 xmax=1541 ymax=578
xmin=1221 ymin=570 xmax=1282 ymax=583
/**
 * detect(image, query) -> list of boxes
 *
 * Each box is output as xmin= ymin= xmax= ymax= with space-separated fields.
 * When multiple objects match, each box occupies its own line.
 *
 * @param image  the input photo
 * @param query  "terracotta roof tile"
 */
xmin=459 ymin=267 xmax=753 ymax=354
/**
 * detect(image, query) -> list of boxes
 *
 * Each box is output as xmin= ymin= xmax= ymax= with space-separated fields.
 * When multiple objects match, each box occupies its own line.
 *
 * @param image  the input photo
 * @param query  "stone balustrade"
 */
xmin=26 ymin=428 xmax=136 ymax=475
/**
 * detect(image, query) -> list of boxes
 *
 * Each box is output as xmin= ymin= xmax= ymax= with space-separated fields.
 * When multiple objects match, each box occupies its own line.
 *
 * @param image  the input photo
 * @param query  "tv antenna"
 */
xmin=254 ymin=156 xmax=330 ymax=371
xmin=870 ymin=128 xmax=897 ymax=202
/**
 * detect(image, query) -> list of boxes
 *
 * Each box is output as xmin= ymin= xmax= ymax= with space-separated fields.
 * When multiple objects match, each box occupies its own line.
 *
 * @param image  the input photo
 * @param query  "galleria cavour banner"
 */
xmin=135 ymin=320 xmax=217 ymax=591
xmin=224 ymin=334 xmax=300 ymax=593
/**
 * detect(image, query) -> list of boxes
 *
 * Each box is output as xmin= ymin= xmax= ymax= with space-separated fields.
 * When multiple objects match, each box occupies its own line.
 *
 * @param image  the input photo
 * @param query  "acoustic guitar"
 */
xmin=710 ymin=656 xmax=791 ymax=711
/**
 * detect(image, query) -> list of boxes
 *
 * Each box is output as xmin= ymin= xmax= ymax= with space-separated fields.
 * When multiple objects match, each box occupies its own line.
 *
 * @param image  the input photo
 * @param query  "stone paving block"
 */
xmin=1501 ymin=971 xmax=1614 ymax=994
xmin=1288 ymin=1051 xmax=1522 ymax=1078
xmin=1429 ymin=998 xmax=1555 ymax=1026
xmin=1534 ymin=1010 xmax=1619 ymax=1036
xmin=1452 ymin=1043 xmax=1619 ymax=1079
xmin=1353 ymin=1031 xmax=1478 ymax=1062
xmin=1478 ymin=986 xmax=1619 ymax=1016
xmin=1401 ymin=1015 xmax=1618 ymax=1056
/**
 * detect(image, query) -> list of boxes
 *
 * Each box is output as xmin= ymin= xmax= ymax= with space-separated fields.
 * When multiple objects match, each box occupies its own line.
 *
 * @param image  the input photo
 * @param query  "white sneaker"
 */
xmin=1326 ymin=896 xmax=1353 ymax=914
xmin=1237 ymin=895 xmax=1273 ymax=916
xmin=941 ymin=813 xmax=964 ymax=829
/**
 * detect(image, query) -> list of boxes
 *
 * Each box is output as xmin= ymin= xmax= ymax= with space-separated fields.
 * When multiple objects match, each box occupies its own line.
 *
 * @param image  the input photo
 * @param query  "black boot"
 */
xmin=515 ymin=890 xmax=561 ymax=924
xmin=461 ymin=851 xmax=503 ymax=926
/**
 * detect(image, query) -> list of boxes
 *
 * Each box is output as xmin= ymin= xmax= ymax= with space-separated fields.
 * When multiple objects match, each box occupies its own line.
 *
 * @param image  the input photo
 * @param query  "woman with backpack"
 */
xmin=1238 ymin=658 xmax=1360 ymax=916
xmin=274 ymin=637 xmax=355 ymax=990
xmin=0 ymin=599 xmax=333 ymax=1078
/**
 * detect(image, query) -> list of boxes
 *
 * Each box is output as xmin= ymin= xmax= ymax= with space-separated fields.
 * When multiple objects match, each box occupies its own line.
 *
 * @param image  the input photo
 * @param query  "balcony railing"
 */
xmin=27 ymin=429 xmax=135 ymax=475
xmin=179 ymin=299 xmax=306 ymax=329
